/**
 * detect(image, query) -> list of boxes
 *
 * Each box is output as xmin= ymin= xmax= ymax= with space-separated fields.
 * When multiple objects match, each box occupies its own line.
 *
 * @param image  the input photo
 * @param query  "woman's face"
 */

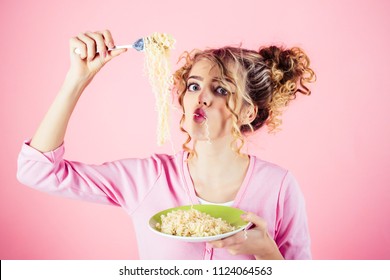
xmin=182 ymin=59 xmax=241 ymax=142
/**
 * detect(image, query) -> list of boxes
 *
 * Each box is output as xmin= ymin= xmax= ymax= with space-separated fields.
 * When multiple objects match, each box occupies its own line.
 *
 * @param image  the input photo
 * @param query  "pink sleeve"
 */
xmin=16 ymin=141 xmax=161 ymax=212
xmin=275 ymin=172 xmax=311 ymax=259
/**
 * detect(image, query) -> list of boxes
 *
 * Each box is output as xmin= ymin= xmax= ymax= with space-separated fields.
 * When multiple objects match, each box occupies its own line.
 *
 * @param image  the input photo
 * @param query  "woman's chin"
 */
xmin=191 ymin=136 xmax=211 ymax=142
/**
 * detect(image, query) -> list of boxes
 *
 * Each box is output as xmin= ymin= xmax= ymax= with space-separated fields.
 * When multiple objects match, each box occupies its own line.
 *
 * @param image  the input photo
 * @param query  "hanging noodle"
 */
xmin=144 ymin=33 xmax=176 ymax=146
xmin=203 ymin=117 xmax=212 ymax=144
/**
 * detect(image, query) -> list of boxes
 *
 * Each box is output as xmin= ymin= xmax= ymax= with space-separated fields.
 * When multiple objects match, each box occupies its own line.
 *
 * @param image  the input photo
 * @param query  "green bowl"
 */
xmin=148 ymin=204 xmax=250 ymax=242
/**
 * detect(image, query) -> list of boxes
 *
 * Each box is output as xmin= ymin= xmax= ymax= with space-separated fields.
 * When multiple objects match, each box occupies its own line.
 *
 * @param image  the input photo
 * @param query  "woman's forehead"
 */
xmin=189 ymin=59 xmax=221 ymax=78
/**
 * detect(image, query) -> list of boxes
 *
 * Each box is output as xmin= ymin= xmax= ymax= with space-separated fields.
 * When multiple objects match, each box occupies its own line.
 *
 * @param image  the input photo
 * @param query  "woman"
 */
xmin=17 ymin=30 xmax=315 ymax=260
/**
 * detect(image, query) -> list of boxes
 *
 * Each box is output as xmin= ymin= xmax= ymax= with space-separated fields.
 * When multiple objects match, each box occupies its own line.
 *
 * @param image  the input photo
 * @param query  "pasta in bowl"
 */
xmin=148 ymin=205 xmax=250 ymax=242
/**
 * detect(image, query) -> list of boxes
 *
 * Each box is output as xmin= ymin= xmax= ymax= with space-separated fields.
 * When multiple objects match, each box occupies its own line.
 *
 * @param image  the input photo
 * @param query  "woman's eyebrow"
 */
xmin=212 ymin=77 xmax=235 ymax=85
xmin=188 ymin=75 xmax=204 ymax=81
xmin=188 ymin=75 xmax=235 ymax=87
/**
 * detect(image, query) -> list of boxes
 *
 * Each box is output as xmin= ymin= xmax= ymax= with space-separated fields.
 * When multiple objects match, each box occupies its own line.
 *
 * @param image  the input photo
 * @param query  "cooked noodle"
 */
xmin=144 ymin=33 xmax=175 ymax=146
xmin=203 ymin=117 xmax=212 ymax=144
xmin=156 ymin=208 xmax=236 ymax=237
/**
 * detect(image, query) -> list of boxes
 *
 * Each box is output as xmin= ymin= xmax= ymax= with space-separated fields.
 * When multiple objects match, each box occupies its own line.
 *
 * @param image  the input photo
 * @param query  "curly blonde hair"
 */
xmin=173 ymin=45 xmax=316 ymax=158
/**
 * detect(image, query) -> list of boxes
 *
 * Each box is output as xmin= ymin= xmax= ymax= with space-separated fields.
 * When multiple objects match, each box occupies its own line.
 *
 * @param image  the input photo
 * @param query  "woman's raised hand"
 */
xmin=29 ymin=30 xmax=127 ymax=152
xmin=68 ymin=30 xmax=127 ymax=83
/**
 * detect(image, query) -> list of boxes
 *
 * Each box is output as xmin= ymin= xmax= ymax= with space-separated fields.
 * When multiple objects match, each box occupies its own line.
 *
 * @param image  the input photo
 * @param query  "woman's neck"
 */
xmin=192 ymin=137 xmax=241 ymax=170
xmin=187 ymin=138 xmax=250 ymax=203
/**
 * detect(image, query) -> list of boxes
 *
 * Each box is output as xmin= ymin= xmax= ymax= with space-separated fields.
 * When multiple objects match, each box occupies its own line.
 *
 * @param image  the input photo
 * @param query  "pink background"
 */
xmin=1 ymin=0 xmax=389 ymax=259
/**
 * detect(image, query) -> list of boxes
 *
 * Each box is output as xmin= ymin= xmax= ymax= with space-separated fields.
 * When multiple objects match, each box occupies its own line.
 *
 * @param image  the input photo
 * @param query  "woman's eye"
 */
xmin=187 ymin=83 xmax=200 ymax=92
xmin=215 ymin=86 xmax=228 ymax=96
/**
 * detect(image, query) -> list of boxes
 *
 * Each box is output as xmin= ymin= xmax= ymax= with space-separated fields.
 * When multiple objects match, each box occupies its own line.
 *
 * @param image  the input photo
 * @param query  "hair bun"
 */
xmin=259 ymin=46 xmax=280 ymax=63
xmin=259 ymin=46 xmax=296 ymax=84
xmin=257 ymin=45 xmax=316 ymax=132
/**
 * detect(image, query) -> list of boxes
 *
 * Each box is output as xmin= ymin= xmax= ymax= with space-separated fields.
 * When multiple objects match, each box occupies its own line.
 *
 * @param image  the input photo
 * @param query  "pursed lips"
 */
xmin=193 ymin=108 xmax=207 ymax=123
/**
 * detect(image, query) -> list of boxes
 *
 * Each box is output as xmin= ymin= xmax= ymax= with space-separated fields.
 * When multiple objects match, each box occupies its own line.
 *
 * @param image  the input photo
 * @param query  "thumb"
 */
xmin=108 ymin=48 xmax=127 ymax=59
xmin=93 ymin=48 xmax=127 ymax=70
xmin=241 ymin=212 xmax=267 ymax=231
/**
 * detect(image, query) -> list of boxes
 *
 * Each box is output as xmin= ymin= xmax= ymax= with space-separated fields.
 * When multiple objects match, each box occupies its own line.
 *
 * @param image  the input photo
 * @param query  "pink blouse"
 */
xmin=17 ymin=141 xmax=311 ymax=259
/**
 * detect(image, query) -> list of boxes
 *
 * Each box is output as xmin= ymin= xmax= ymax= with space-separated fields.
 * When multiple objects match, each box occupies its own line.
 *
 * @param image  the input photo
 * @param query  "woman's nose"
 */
xmin=198 ymin=90 xmax=211 ymax=106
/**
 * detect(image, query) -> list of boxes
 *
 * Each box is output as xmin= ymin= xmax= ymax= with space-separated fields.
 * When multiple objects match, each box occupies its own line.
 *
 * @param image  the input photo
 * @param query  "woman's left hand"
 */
xmin=208 ymin=212 xmax=284 ymax=260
